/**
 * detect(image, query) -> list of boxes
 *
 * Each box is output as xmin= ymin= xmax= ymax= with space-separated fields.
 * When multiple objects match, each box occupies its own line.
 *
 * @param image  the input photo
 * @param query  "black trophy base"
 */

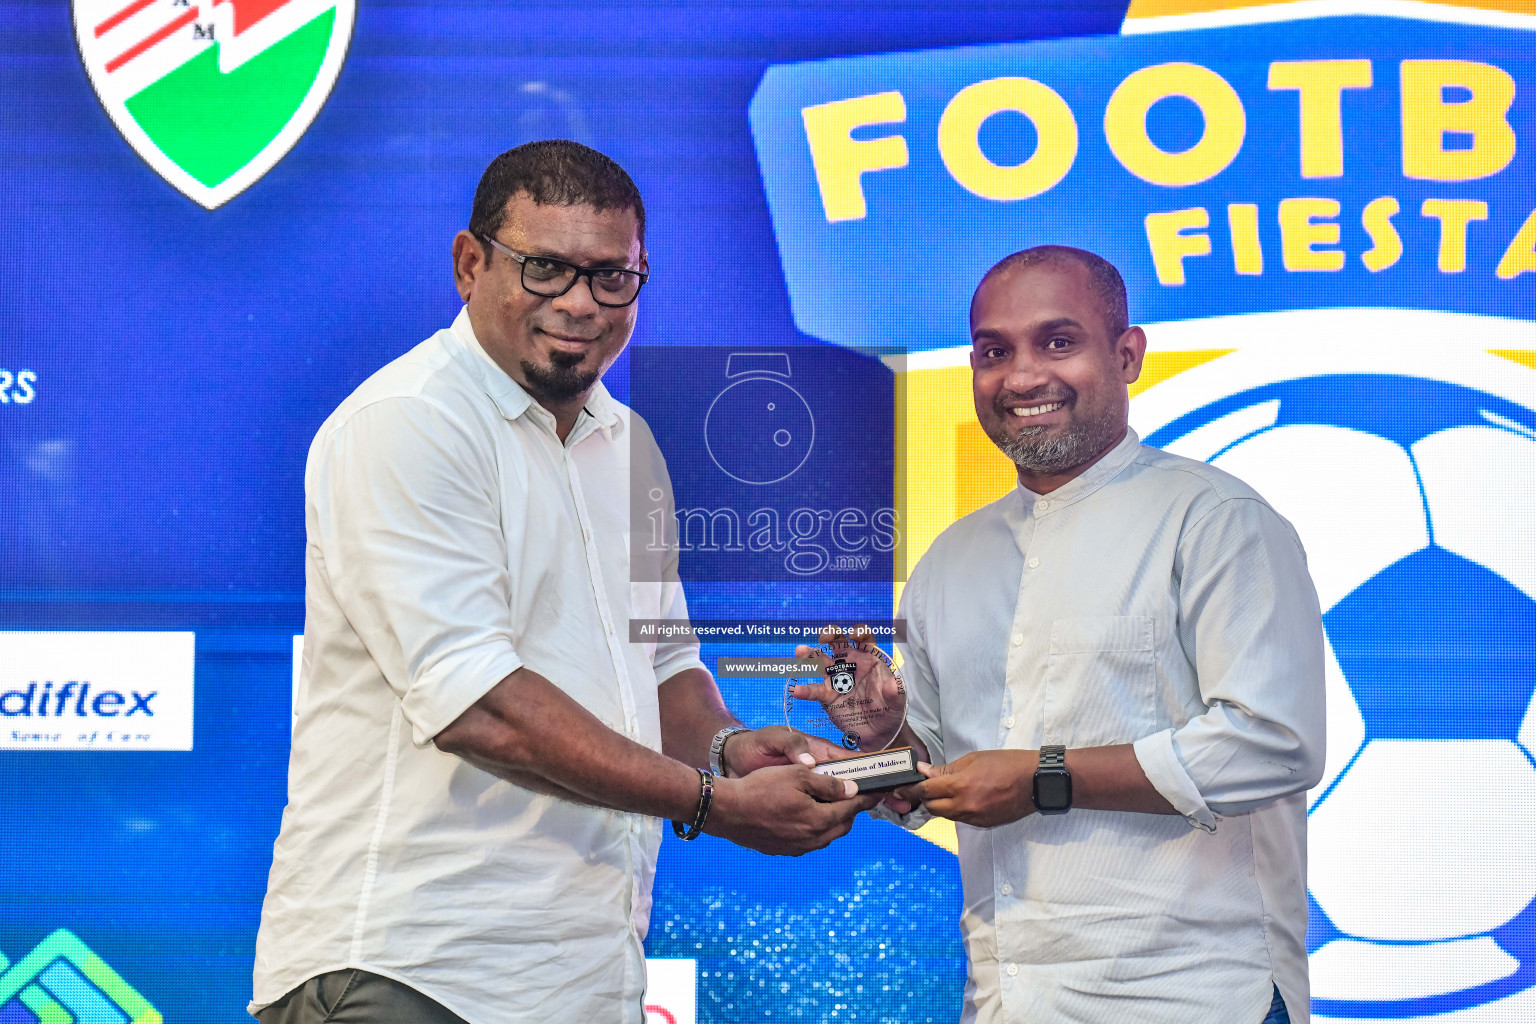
xmin=812 ymin=745 xmax=924 ymax=793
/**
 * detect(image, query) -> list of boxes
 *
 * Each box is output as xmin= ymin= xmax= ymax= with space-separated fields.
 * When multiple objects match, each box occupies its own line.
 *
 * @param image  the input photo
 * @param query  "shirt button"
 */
xmin=1005 ymin=963 xmax=1019 ymax=977
xmin=1027 ymin=557 xmax=1040 ymax=569
xmin=1036 ymin=500 xmax=1049 ymax=512
xmin=1011 ymin=633 xmax=1024 ymax=646
xmin=1000 ymin=882 xmax=1013 ymax=896
xmin=1003 ymin=716 xmax=1016 ymax=730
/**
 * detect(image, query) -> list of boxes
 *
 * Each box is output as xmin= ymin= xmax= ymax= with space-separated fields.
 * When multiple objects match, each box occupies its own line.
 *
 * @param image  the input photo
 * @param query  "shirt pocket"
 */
xmin=1042 ymin=615 xmax=1158 ymax=747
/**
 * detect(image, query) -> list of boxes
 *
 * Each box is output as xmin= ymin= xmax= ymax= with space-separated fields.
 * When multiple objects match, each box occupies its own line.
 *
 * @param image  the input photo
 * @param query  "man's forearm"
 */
xmin=435 ymin=664 xmax=878 ymax=857
xmin=893 ymin=723 xmax=931 ymax=765
xmin=657 ymin=667 xmax=741 ymax=770
xmin=897 ymin=742 xmax=1175 ymax=827
xmin=445 ymin=752 xmax=602 ymax=807
xmin=435 ymin=666 xmax=703 ymax=822
xmin=657 ymin=668 xmax=861 ymax=779
xmin=1066 ymin=744 xmax=1176 ymax=814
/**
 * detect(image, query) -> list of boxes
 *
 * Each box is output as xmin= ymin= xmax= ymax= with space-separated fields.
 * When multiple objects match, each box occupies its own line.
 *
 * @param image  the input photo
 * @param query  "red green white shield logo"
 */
xmin=74 ymin=0 xmax=354 ymax=209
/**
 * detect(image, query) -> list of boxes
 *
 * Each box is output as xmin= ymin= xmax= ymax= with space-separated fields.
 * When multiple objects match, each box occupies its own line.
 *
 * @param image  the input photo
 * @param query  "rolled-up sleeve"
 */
xmin=310 ymin=397 xmax=524 ymax=747
xmin=1133 ymin=497 xmax=1327 ymax=829
xmin=652 ymin=579 xmax=707 ymax=682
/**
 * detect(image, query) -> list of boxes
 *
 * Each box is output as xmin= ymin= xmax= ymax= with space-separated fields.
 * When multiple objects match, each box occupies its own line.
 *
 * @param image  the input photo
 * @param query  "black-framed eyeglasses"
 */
xmin=480 ymin=235 xmax=648 ymax=308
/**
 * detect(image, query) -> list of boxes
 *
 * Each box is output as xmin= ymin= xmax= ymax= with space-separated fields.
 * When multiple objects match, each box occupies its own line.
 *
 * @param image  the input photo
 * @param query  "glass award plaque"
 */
xmin=785 ymin=629 xmax=922 ymax=792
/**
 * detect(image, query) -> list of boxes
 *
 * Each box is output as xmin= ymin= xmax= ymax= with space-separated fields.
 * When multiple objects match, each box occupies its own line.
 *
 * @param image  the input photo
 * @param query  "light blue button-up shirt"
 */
xmin=895 ymin=429 xmax=1326 ymax=1024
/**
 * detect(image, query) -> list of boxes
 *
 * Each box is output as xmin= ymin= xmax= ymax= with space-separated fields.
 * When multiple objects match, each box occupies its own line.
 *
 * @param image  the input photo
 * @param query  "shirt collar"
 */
xmin=580 ymin=378 xmax=622 ymax=429
xmin=1015 ymin=427 xmax=1143 ymax=515
xmin=447 ymin=307 xmax=622 ymax=432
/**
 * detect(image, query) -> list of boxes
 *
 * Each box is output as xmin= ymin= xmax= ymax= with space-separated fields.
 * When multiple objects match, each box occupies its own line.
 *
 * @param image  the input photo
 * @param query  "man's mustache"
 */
xmin=995 ymin=385 xmax=1077 ymax=415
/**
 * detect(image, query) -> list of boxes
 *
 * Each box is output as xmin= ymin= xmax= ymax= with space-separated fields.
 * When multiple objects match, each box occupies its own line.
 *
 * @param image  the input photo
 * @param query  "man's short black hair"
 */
xmin=976 ymin=245 xmax=1130 ymax=338
xmin=469 ymin=140 xmax=645 ymax=254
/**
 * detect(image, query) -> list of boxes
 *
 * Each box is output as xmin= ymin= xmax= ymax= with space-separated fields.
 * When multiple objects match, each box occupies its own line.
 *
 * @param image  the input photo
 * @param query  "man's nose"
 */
xmin=1002 ymin=350 xmax=1050 ymax=392
xmin=550 ymin=273 xmax=601 ymax=317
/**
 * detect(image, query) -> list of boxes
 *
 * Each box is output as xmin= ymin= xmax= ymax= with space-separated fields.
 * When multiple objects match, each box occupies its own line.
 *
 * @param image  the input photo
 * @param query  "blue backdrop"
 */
xmin=5 ymin=1 xmax=1535 ymax=1021
xmin=1 ymin=2 xmax=1125 ymax=1019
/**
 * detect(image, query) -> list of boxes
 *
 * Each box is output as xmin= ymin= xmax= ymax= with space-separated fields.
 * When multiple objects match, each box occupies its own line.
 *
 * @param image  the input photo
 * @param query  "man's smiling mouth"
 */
xmin=1009 ymin=401 xmax=1066 ymax=418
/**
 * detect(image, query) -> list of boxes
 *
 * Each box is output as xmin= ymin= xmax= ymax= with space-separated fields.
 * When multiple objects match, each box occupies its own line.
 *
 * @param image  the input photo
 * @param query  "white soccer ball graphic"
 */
xmin=1131 ymin=314 xmax=1536 ymax=1022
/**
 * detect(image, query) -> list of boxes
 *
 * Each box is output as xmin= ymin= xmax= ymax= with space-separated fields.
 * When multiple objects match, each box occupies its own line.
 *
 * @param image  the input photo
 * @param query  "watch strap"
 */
xmin=1038 ymin=744 xmax=1067 ymax=771
xmin=709 ymin=726 xmax=750 ymax=778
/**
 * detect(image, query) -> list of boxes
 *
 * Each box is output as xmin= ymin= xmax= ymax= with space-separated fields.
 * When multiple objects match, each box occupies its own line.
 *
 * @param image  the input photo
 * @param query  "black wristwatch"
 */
xmin=1032 ymin=744 xmax=1072 ymax=815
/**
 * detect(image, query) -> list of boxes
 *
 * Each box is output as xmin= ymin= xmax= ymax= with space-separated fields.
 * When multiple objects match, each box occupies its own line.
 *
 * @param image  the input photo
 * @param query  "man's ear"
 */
xmin=1118 ymin=325 xmax=1148 ymax=385
xmin=452 ymin=230 xmax=487 ymax=302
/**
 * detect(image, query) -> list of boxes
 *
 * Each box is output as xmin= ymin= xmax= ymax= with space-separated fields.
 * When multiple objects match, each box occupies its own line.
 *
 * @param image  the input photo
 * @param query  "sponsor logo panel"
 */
xmin=0 ymin=632 xmax=194 ymax=750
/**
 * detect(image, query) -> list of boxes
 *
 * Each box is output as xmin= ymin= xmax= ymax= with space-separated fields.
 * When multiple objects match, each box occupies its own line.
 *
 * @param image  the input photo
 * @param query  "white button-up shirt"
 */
xmin=252 ymin=309 xmax=704 ymax=1024
xmin=895 ymin=430 xmax=1325 ymax=1024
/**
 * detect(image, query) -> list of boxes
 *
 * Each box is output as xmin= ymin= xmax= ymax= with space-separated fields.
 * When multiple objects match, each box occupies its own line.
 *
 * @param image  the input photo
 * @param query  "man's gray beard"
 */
xmin=990 ymin=406 xmax=1121 ymax=474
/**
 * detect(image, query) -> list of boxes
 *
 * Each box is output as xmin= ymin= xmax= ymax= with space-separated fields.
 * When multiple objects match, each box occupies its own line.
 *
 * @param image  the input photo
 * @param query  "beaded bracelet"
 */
xmin=672 ymin=768 xmax=715 ymax=841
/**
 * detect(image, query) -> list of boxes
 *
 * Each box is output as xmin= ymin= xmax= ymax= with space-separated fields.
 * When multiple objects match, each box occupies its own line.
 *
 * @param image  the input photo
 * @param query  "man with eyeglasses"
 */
xmin=251 ymin=140 xmax=874 ymax=1024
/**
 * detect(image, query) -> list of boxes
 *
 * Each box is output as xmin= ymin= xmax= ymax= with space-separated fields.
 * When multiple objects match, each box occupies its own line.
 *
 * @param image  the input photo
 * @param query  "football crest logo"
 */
xmin=73 ymin=0 xmax=354 ymax=208
xmin=827 ymin=658 xmax=856 ymax=695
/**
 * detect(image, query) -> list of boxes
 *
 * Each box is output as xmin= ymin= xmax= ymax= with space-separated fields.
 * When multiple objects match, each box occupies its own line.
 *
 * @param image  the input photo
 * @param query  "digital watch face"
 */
xmin=1033 ymin=772 xmax=1072 ymax=813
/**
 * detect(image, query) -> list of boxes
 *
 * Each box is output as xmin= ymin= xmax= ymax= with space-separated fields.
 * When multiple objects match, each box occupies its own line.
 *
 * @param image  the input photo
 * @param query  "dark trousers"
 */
xmin=258 ymin=970 xmax=469 ymax=1024
xmin=259 ymin=968 xmax=1288 ymax=1023
xmin=1260 ymin=985 xmax=1291 ymax=1024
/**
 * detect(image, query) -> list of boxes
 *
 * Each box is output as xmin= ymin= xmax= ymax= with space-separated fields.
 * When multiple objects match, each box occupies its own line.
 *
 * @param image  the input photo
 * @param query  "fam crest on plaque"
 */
xmin=786 ymin=627 xmax=923 ymax=792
